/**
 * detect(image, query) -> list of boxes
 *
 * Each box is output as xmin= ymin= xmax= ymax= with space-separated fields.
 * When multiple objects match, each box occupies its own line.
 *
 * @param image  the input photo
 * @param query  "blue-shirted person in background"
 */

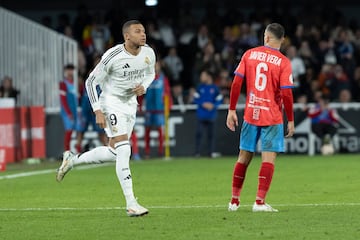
xmin=193 ymin=69 xmax=223 ymax=158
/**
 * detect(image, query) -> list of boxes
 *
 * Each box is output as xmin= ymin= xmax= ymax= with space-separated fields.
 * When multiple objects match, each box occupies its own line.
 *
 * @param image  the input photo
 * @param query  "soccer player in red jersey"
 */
xmin=226 ymin=23 xmax=295 ymax=212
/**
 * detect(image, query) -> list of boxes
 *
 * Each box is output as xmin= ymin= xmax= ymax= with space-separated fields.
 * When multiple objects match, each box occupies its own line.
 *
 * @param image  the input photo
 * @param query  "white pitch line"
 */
xmin=0 ymin=163 xmax=113 ymax=180
xmin=0 ymin=203 xmax=360 ymax=211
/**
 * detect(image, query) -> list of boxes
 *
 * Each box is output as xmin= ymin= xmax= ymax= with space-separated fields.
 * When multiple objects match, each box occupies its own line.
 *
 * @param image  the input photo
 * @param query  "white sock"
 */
xmin=73 ymin=146 xmax=116 ymax=165
xmin=114 ymin=140 xmax=136 ymax=207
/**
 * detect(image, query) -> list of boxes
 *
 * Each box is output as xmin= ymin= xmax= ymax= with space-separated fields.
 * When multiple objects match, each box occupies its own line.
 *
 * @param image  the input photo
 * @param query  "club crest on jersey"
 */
xmin=144 ymin=56 xmax=150 ymax=65
xmin=289 ymin=74 xmax=294 ymax=84
xmin=112 ymin=126 xmax=118 ymax=133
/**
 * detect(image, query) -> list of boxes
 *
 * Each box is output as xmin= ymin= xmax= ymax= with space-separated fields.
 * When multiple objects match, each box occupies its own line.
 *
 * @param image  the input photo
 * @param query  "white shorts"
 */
xmin=99 ymin=95 xmax=138 ymax=138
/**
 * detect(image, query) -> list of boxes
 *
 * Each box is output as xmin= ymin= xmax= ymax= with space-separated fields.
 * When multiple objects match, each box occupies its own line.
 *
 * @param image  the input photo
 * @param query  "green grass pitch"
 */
xmin=0 ymin=154 xmax=359 ymax=240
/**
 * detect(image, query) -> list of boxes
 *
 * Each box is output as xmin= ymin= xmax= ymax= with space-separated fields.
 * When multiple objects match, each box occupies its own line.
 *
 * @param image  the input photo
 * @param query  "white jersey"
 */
xmin=86 ymin=43 xmax=156 ymax=112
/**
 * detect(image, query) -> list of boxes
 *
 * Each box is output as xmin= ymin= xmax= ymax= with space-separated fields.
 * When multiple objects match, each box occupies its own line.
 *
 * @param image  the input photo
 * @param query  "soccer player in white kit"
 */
xmin=56 ymin=20 xmax=156 ymax=217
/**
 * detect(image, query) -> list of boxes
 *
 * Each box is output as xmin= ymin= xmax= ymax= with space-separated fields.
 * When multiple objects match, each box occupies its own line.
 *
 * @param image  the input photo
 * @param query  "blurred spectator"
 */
xmin=318 ymin=38 xmax=337 ymax=65
xmin=146 ymin=21 xmax=166 ymax=56
xmin=0 ymin=76 xmax=20 ymax=103
xmin=217 ymin=26 xmax=238 ymax=73
xmin=163 ymin=47 xmax=184 ymax=86
xmin=286 ymin=45 xmax=306 ymax=97
xmin=82 ymin=13 xmax=112 ymax=70
xmin=72 ymin=5 xmax=92 ymax=44
xmin=193 ymin=41 xmax=222 ymax=87
xmin=328 ymin=64 xmax=351 ymax=100
xmin=237 ymin=23 xmax=259 ymax=51
xmin=41 ymin=15 xmax=53 ymax=29
xmin=130 ymin=131 xmax=141 ymax=161
xmin=352 ymin=66 xmax=360 ymax=101
xmin=11 ymin=4 xmax=360 ymax=106
xmin=337 ymin=88 xmax=352 ymax=103
xmin=90 ymin=13 xmax=112 ymax=55
xmin=56 ymin=13 xmax=71 ymax=34
xmin=307 ymin=94 xmax=339 ymax=152
xmin=298 ymin=40 xmax=319 ymax=72
xmin=144 ymin=61 xmax=172 ymax=158
xmin=336 ymin=28 xmax=356 ymax=79
xmin=215 ymin=68 xmax=232 ymax=104
xmin=158 ymin=18 xmax=176 ymax=48
xmin=193 ymin=70 xmax=223 ymax=158
xmin=59 ymin=64 xmax=78 ymax=151
xmin=191 ymin=24 xmax=212 ymax=54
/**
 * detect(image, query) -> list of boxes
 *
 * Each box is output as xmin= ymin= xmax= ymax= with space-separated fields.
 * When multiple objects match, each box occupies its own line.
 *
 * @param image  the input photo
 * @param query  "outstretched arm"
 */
xmin=281 ymin=88 xmax=295 ymax=138
xmin=226 ymin=74 xmax=244 ymax=131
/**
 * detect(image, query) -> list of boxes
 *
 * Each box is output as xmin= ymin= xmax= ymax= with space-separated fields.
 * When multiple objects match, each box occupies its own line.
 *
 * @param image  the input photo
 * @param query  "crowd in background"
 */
xmin=38 ymin=3 xmax=360 ymax=106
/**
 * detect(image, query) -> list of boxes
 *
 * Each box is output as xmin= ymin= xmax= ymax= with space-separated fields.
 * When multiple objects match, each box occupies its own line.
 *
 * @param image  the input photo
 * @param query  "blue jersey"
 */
xmin=194 ymin=84 xmax=223 ymax=121
xmin=145 ymin=73 xmax=165 ymax=112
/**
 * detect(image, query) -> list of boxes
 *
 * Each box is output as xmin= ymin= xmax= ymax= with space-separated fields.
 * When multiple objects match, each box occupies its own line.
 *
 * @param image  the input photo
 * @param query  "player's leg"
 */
xmin=75 ymin=132 xmax=84 ymax=153
xmin=56 ymin=143 xmax=116 ymax=182
xmin=229 ymin=121 xmax=259 ymax=211
xmin=64 ymin=130 xmax=72 ymax=151
xmin=194 ymin=119 xmax=204 ymax=156
xmin=157 ymin=126 xmax=163 ymax=156
xmin=57 ymin=111 xmax=114 ymax=182
xmin=75 ymin=108 xmax=87 ymax=153
xmin=207 ymin=120 xmax=216 ymax=157
xmin=144 ymin=127 xmax=151 ymax=157
xmin=130 ymin=131 xmax=141 ymax=161
xmin=61 ymin=112 xmax=76 ymax=151
xmin=61 ymin=114 xmax=73 ymax=151
xmin=229 ymin=150 xmax=254 ymax=211
xmin=252 ymin=124 xmax=284 ymax=212
xmin=144 ymin=112 xmax=152 ymax=157
xmin=156 ymin=113 xmax=165 ymax=156
xmin=110 ymin=113 xmax=148 ymax=216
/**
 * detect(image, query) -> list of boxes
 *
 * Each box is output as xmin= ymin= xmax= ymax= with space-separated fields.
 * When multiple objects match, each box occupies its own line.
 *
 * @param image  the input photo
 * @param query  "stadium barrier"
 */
xmin=0 ymin=102 xmax=46 ymax=164
xmin=45 ymin=103 xmax=360 ymax=158
xmin=0 ymin=106 xmax=20 ymax=163
xmin=0 ymin=7 xmax=78 ymax=109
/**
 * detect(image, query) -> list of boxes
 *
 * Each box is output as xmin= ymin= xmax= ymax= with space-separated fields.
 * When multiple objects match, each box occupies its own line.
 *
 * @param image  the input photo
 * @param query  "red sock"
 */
xmin=145 ymin=127 xmax=151 ymax=155
xmin=64 ymin=130 xmax=72 ymax=151
xmin=157 ymin=127 xmax=163 ymax=155
xmin=131 ymin=133 xmax=139 ymax=155
xmin=75 ymin=143 xmax=81 ymax=153
xmin=256 ymin=162 xmax=275 ymax=204
xmin=231 ymin=162 xmax=248 ymax=204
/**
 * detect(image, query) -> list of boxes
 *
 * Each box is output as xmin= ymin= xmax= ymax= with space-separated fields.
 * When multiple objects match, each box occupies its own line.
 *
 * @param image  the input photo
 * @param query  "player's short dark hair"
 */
xmin=64 ymin=64 xmax=75 ymax=70
xmin=265 ymin=23 xmax=285 ymax=40
xmin=122 ymin=20 xmax=142 ymax=35
xmin=321 ymin=93 xmax=331 ymax=103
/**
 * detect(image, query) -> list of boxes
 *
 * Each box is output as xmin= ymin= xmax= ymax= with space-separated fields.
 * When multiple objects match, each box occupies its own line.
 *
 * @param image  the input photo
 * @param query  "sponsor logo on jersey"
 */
xmin=122 ymin=63 xmax=130 ymax=69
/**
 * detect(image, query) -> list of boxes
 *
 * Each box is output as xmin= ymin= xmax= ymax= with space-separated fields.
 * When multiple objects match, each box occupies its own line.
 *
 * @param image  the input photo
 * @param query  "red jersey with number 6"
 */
xmin=234 ymin=45 xmax=293 ymax=126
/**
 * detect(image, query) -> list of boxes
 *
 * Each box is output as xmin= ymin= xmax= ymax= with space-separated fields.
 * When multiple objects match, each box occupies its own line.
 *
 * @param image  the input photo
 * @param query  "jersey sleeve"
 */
xmin=85 ymin=59 xmax=110 ymax=112
xmin=280 ymin=59 xmax=294 ymax=89
xmin=233 ymin=51 xmax=247 ymax=78
xmin=141 ymin=48 xmax=156 ymax=91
